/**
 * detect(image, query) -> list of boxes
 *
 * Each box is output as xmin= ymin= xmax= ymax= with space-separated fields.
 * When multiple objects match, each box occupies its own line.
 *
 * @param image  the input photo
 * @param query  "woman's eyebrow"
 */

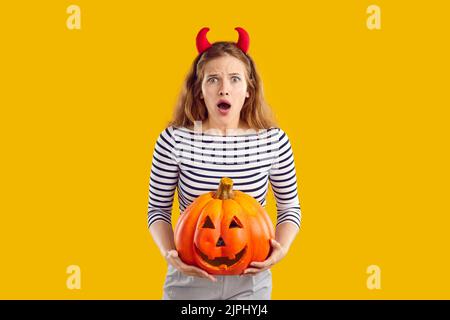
xmin=206 ymin=72 xmax=242 ymax=77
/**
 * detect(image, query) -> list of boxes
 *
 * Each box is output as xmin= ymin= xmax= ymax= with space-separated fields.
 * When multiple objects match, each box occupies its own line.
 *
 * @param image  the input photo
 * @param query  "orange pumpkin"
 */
xmin=174 ymin=177 xmax=275 ymax=275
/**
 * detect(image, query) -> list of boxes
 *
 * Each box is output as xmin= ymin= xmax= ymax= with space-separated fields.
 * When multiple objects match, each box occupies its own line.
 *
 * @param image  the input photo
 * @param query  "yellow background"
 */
xmin=1 ymin=0 xmax=449 ymax=299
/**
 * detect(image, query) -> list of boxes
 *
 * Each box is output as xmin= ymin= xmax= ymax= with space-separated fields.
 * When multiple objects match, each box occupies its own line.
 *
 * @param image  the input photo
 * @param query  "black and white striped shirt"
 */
xmin=147 ymin=126 xmax=302 ymax=229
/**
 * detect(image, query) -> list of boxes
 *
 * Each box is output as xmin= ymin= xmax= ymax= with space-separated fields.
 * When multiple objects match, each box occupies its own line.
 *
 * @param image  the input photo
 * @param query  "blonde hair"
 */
xmin=169 ymin=42 xmax=277 ymax=129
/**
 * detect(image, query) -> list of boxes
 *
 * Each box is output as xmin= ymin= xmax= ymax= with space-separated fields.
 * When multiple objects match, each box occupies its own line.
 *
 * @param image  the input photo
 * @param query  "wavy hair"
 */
xmin=169 ymin=42 xmax=277 ymax=129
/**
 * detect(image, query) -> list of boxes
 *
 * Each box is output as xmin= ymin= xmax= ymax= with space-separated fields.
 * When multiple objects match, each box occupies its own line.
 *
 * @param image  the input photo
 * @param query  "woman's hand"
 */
xmin=165 ymin=249 xmax=217 ymax=282
xmin=242 ymin=239 xmax=288 ymax=275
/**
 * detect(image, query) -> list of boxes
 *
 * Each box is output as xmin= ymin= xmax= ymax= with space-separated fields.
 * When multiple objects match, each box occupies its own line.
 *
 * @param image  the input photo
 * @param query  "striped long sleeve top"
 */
xmin=147 ymin=126 xmax=302 ymax=229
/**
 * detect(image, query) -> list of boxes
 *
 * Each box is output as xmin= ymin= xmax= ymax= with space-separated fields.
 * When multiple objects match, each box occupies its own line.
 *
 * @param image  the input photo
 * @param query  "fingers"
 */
xmin=250 ymin=258 xmax=273 ymax=268
xmin=245 ymin=239 xmax=282 ymax=271
xmin=166 ymin=251 xmax=184 ymax=270
xmin=174 ymin=260 xmax=217 ymax=282
xmin=246 ymin=259 xmax=273 ymax=272
xmin=166 ymin=251 xmax=195 ymax=276
xmin=165 ymin=250 xmax=217 ymax=282
xmin=242 ymin=266 xmax=269 ymax=275
xmin=186 ymin=266 xmax=217 ymax=282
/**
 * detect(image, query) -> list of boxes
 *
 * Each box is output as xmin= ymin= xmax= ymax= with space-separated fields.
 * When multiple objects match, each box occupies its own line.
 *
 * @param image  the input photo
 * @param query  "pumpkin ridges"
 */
xmin=194 ymin=199 xmax=223 ymax=262
xmin=175 ymin=192 xmax=214 ymax=265
xmin=233 ymin=191 xmax=259 ymax=216
xmin=221 ymin=199 xmax=250 ymax=258
xmin=248 ymin=213 xmax=273 ymax=261
xmin=234 ymin=191 xmax=275 ymax=238
xmin=257 ymin=204 xmax=275 ymax=239
xmin=233 ymin=191 xmax=274 ymax=261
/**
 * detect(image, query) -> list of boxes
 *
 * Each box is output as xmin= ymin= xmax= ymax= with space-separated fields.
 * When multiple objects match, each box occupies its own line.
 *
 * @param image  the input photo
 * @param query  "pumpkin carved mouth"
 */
xmin=195 ymin=244 xmax=247 ymax=268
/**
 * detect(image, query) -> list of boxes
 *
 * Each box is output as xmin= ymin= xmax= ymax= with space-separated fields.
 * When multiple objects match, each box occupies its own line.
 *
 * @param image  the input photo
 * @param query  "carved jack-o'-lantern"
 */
xmin=174 ymin=177 xmax=275 ymax=275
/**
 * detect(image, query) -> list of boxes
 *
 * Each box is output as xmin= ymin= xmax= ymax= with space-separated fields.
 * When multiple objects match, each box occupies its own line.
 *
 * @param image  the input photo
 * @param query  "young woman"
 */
xmin=147 ymin=27 xmax=301 ymax=300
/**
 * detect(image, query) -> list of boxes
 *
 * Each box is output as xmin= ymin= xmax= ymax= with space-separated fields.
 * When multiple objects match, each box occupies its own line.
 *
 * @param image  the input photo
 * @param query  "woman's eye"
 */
xmin=207 ymin=78 xmax=217 ymax=83
xmin=231 ymin=76 xmax=241 ymax=82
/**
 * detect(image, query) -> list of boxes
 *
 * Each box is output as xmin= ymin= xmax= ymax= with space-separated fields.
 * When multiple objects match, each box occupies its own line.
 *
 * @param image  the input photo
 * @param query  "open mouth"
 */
xmin=217 ymin=102 xmax=231 ymax=110
xmin=195 ymin=244 xmax=247 ymax=268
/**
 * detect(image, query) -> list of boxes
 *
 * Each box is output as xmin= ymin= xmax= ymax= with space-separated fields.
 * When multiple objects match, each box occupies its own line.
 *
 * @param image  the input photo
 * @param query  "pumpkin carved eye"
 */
xmin=229 ymin=216 xmax=243 ymax=229
xmin=202 ymin=216 xmax=215 ymax=229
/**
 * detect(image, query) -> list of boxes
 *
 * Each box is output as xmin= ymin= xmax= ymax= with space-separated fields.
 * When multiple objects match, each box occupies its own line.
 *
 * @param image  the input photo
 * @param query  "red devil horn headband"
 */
xmin=196 ymin=27 xmax=250 ymax=55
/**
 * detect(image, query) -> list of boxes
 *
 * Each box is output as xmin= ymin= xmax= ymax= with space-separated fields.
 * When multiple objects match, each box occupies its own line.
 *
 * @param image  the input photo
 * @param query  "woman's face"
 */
xmin=200 ymin=55 xmax=250 ymax=130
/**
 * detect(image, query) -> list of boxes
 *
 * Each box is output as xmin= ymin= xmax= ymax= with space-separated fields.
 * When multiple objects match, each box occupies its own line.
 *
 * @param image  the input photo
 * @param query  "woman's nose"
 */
xmin=219 ymin=80 xmax=230 ymax=96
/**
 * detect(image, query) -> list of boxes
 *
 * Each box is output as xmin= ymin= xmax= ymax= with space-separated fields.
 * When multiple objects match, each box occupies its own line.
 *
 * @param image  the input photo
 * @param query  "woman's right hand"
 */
xmin=165 ymin=249 xmax=217 ymax=282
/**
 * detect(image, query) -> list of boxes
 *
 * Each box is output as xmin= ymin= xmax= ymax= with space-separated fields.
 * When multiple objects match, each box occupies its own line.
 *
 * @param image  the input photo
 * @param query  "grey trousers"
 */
xmin=162 ymin=264 xmax=272 ymax=300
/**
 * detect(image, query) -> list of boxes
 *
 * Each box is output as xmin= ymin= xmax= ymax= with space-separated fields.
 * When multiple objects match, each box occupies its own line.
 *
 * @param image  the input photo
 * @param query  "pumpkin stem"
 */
xmin=214 ymin=177 xmax=234 ymax=200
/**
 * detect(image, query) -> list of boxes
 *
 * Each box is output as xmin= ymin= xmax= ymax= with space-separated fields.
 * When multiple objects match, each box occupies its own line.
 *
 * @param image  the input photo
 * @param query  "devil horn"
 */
xmin=235 ymin=27 xmax=250 ymax=53
xmin=196 ymin=27 xmax=212 ymax=54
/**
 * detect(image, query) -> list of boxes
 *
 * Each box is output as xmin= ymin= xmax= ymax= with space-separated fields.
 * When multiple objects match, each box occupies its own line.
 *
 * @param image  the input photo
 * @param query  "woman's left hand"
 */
xmin=242 ymin=239 xmax=288 ymax=275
